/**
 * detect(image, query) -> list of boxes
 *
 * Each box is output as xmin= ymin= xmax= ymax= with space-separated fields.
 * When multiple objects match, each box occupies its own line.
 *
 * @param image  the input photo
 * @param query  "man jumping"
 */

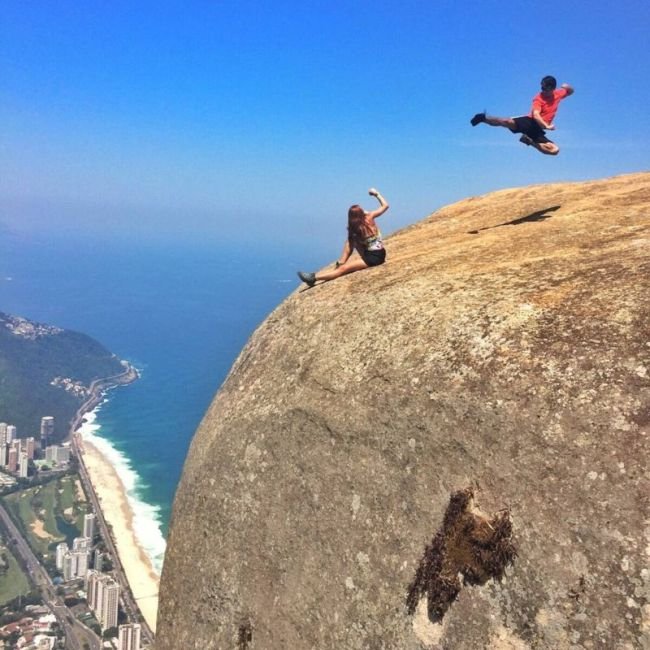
xmin=471 ymin=76 xmax=574 ymax=155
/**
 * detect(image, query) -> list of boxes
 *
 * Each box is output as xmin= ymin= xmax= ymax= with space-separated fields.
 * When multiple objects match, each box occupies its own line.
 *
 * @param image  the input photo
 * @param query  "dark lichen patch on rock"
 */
xmin=406 ymin=487 xmax=516 ymax=623
xmin=238 ymin=619 xmax=253 ymax=649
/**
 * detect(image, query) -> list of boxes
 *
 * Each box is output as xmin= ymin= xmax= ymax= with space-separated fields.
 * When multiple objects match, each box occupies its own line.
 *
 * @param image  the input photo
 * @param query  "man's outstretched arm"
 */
xmin=561 ymin=83 xmax=575 ymax=96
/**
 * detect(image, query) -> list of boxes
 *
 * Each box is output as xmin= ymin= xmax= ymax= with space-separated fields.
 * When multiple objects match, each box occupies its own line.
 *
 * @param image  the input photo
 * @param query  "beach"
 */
xmin=79 ymin=435 xmax=160 ymax=631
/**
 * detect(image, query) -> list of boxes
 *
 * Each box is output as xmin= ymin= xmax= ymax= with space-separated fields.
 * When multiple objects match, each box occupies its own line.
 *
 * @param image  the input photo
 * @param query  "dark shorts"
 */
xmin=361 ymin=248 xmax=386 ymax=267
xmin=509 ymin=116 xmax=553 ymax=144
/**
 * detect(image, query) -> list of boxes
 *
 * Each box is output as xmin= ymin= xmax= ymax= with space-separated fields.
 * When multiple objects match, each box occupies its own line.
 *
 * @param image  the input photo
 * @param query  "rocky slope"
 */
xmin=157 ymin=172 xmax=649 ymax=649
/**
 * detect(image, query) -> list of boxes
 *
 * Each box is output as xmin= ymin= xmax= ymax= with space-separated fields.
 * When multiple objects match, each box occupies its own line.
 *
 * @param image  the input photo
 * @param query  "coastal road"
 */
xmin=0 ymin=504 xmax=101 ymax=650
xmin=70 ymin=378 xmax=155 ymax=647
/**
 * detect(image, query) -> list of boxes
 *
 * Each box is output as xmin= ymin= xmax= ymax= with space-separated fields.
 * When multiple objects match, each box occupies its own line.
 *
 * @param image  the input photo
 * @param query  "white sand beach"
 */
xmin=81 ymin=439 xmax=160 ymax=631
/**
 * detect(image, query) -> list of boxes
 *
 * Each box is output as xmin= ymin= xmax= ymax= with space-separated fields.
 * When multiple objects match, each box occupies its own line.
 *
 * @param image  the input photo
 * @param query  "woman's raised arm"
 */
xmin=366 ymin=188 xmax=389 ymax=219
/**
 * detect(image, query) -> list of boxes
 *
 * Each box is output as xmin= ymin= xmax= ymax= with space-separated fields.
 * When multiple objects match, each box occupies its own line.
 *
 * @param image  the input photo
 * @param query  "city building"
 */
xmin=6 ymin=425 xmax=16 ymax=443
xmin=87 ymin=571 xmax=120 ymax=630
xmin=118 ymin=623 xmax=142 ymax=650
xmin=84 ymin=569 xmax=98 ymax=593
xmin=0 ymin=423 xmax=6 ymax=446
xmin=83 ymin=513 xmax=96 ymax=540
xmin=44 ymin=445 xmax=71 ymax=464
xmin=58 ymin=540 xmax=92 ymax=581
xmin=40 ymin=416 xmax=55 ymax=443
xmin=7 ymin=447 xmax=18 ymax=473
xmin=62 ymin=553 xmax=75 ymax=582
xmin=94 ymin=550 xmax=104 ymax=572
xmin=18 ymin=452 xmax=29 ymax=478
xmin=73 ymin=537 xmax=91 ymax=552
xmin=0 ymin=444 xmax=7 ymax=467
xmin=72 ymin=549 xmax=90 ymax=577
xmin=25 ymin=437 xmax=36 ymax=460
xmin=56 ymin=543 xmax=69 ymax=570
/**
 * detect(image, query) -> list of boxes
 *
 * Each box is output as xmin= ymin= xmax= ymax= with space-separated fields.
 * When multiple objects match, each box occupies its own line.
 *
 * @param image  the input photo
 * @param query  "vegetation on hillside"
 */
xmin=0 ymin=311 xmax=125 ymax=441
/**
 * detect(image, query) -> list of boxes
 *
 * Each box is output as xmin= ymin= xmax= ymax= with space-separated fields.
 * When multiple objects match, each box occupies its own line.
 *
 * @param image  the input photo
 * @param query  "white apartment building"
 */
xmin=118 ymin=623 xmax=142 ymax=650
xmin=62 ymin=554 xmax=75 ymax=582
xmin=83 ymin=513 xmax=96 ymax=540
xmin=6 ymin=425 xmax=16 ymax=443
xmin=73 ymin=537 xmax=91 ymax=552
xmin=72 ymin=550 xmax=90 ymax=577
xmin=87 ymin=571 xmax=120 ymax=629
xmin=44 ymin=445 xmax=71 ymax=464
xmin=18 ymin=452 xmax=29 ymax=478
xmin=58 ymin=539 xmax=92 ymax=581
xmin=56 ymin=543 xmax=69 ymax=570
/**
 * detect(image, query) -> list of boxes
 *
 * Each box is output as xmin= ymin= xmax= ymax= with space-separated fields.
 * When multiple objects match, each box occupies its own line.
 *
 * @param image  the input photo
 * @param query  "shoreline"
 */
xmin=69 ymin=363 xmax=159 ymax=638
xmin=67 ymin=362 xmax=140 ymax=443
xmin=79 ymin=435 xmax=160 ymax=630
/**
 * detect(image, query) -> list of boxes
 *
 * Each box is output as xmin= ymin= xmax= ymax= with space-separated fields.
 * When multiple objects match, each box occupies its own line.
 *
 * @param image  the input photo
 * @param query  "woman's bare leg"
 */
xmin=315 ymin=257 xmax=369 ymax=282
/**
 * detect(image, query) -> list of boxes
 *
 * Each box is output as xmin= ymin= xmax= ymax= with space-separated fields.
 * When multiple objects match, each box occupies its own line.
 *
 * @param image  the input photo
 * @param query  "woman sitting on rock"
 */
xmin=297 ymin=188 xmax=390 ymax=287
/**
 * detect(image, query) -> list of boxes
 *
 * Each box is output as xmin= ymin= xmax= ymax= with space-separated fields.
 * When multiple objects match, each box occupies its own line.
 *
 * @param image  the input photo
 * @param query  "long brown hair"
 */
xmin=347 ymin=205 xmax=375 ymax=246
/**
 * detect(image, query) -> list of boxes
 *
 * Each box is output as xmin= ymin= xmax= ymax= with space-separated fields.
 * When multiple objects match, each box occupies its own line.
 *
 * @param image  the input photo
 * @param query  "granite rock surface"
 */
xmin=157 ymin=173 xmax=650 ymax=649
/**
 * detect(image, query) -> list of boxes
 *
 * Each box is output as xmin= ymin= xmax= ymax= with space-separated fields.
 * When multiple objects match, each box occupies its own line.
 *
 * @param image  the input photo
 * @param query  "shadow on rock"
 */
xmin=468 ymin=205 xmax=561 ymax=234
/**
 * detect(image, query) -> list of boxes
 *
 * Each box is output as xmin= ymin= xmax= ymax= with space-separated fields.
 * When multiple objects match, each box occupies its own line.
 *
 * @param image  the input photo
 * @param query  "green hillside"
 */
xmin=0 ymin=312 xmax=125 ymax=441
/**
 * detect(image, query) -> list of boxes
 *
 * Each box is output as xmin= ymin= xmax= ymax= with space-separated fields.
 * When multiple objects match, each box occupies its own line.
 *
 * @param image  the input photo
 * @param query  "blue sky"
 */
xmin=1 ymin=0 xmax=649 ymax=247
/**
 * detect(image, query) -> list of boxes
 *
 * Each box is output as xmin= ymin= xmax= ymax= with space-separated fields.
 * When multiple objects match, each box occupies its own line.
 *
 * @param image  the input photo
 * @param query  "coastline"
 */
xmin=69 ymin=363 xmax=159 ymax=638
xmin=79 ymin=435 xmax=160 ymax=630
xmin=67 ymin=362 xmax=140 ymax=442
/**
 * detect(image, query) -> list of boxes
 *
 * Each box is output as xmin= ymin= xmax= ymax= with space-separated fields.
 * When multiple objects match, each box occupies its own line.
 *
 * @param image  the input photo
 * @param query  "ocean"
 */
xmin=0 ymin=229 xmax=330 ymax=572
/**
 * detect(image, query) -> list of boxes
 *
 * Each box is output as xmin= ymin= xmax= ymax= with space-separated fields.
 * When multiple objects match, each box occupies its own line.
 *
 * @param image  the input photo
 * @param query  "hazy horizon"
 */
xmin=2 ymin=1 xmax=649 ymax=247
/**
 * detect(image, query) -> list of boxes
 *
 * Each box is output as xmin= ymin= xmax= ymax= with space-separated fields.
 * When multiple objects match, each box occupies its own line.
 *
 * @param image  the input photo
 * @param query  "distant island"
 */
xmin=0 ymin=311 xmax=136 ymax=443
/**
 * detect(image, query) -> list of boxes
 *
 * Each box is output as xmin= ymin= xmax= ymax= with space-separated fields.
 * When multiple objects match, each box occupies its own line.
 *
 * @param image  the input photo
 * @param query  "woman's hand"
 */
xmin=368 ymin=187 xmax=378 ymax=197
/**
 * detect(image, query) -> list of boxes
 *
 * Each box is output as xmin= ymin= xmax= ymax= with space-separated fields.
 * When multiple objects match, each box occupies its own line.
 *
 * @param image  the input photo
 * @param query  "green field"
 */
xmin=0 ymin=541 xmax=31 ymax=605
xmin=2 ymin=475 xmax=89 ymax=559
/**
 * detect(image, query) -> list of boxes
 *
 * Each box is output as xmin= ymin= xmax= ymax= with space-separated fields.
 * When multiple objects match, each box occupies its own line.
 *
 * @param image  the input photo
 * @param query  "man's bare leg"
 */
xmin=536 ymin=141 xmax=559 ymax=155
xmin=521 ymin=136 xmax=560 ymax=156
xmin=484 ymin=115 xmax=517 ymax=129
xmin=471 ymin=112 xmax=560 ymax=155
xmin=471 ymin=112 xmax=516 ymax=128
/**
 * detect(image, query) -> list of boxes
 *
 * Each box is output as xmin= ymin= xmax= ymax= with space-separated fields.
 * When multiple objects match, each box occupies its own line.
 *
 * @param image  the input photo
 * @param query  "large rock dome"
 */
xmin=157 ymin=173 xmax=649 ymax=649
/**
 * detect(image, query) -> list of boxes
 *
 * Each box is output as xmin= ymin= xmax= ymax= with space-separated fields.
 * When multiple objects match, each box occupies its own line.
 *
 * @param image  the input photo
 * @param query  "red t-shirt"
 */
xmin=530 ymin=88 xmax=568 ymax=124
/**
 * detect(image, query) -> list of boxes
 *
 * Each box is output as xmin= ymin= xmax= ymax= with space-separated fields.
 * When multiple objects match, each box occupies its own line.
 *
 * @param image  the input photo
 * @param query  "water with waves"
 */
xmin=0 ymin=229 xmax=330 ymax=572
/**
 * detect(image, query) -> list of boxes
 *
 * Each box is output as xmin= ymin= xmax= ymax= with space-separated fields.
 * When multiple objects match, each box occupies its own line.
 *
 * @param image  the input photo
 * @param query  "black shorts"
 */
xmin=361 ymin=248 xmax=386 ymax=267
xmin=509 ymin=116 xmax=552 ymax=144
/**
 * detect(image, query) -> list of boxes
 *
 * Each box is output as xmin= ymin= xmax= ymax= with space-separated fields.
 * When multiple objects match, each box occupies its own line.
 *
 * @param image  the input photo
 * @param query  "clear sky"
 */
xmin=1 ymin=1 xmax=649 ymax=247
